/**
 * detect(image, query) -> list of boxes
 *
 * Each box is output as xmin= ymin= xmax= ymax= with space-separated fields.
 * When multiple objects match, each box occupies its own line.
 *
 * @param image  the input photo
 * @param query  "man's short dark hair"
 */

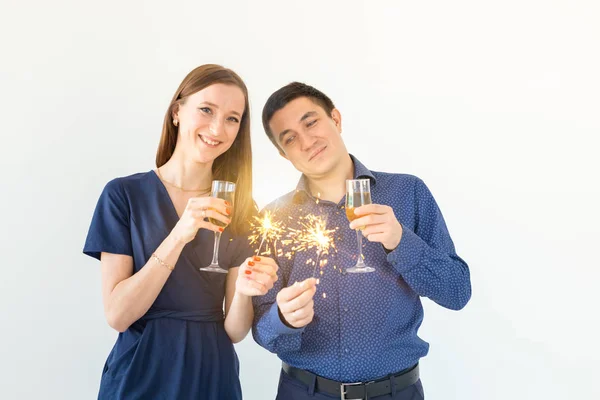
xmin=262 ymin=82 xmax=336 ymax=151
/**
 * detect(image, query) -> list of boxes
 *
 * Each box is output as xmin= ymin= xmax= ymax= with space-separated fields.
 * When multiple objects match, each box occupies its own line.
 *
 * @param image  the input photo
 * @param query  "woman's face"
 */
xmin=174 ymin=83 xmax=245 ymax=164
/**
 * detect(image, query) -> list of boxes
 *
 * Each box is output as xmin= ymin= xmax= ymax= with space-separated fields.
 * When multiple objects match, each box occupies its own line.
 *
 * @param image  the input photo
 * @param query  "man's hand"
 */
xmin=350 ymin=204 xmax=403 ymax=251
xmin=276 ymin=278 xmax=317 ymax=328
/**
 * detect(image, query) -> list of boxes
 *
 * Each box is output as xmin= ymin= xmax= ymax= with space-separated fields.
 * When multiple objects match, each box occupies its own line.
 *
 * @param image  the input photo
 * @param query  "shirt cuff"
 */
xmin=268 ymin=302 xmax=306 ymax=335
xmin=386 ymin=224 xmax=426 ymax=275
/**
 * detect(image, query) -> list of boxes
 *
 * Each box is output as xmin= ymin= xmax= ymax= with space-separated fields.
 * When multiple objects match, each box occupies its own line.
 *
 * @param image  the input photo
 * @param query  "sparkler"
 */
xmin=288 ymin=214 xmax=337 ymax=278
xmin=248 ymin=210 xmax=286 ymax=257
xmin=248 ymin=196 xmax=338 ymax=285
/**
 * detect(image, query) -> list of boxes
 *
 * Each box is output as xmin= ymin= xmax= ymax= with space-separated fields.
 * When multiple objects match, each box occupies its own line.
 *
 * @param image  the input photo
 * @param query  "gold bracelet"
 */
xmin=151 ymin=253 xmax=174 ymax=271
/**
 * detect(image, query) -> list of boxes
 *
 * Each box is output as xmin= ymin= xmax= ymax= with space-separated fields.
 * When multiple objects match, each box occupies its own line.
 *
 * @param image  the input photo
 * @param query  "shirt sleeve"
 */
xmin=386 ymin=177 xmax=472 ymax=310
xmin=83 ymin=178 xmax=133 ymax=261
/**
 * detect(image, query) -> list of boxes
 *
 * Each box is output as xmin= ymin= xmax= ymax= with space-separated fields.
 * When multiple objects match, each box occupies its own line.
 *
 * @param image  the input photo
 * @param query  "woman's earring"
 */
xmin=173 ymin=119 xmax=179 ymax=127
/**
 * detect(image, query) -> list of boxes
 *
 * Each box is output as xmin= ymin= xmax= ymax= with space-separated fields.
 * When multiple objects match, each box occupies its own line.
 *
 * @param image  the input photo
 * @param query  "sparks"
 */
xmin=288 ymin=214 xmax=337 ymax=278
xmin=248 ymin=210 xmax=286 ymax=256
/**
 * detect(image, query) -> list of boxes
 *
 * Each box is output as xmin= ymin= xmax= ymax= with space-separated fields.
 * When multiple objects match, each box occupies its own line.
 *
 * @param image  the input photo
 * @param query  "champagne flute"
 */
xmin=345 ymin=179 xmax=375 ymax=273
xmin=199 ymin=180 xmax=235 ymax=274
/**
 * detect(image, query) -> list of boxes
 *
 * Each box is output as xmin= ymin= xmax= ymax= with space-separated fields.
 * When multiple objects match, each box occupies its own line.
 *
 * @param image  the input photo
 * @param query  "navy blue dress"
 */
xmin=83 ymin=171 xmax=253 ymax=400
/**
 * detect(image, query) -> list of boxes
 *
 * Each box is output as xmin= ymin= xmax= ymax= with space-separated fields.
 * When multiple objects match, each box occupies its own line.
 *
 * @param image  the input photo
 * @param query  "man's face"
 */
xmin=269 ymin=97 xmax=347 ymax=178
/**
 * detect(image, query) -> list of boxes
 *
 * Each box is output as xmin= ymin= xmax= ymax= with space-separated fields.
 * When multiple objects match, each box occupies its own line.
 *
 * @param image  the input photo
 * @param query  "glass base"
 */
xmin=199 ymin=265 xmax=229 ymax=274
xmin=346 ymin=266 xmax=376 ymax=273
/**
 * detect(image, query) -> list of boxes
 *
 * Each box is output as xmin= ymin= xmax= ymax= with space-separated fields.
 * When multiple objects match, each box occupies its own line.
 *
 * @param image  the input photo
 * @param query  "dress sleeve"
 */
xmin=83 ymin=178 xmax=133 ymax=261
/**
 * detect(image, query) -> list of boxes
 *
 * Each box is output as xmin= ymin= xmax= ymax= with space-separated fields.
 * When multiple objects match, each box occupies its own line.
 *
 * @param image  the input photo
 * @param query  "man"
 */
xmin=252 ymin=82 xmax=471 ymax=400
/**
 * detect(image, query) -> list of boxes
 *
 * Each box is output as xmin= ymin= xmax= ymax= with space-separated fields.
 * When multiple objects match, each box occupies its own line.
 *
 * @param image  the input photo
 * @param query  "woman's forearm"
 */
xmin=104 ymin=234 xmax=185 ymax=332
xmin=224 ymin=291 xmax=254 ymax=343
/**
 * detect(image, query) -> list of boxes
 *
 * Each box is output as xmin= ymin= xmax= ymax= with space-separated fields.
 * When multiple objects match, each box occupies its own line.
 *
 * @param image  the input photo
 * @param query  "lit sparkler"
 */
xmin=248 ymin=210 xmax=286 ymax=257
xmin=288 ymin=214 xmax=337 ymax=278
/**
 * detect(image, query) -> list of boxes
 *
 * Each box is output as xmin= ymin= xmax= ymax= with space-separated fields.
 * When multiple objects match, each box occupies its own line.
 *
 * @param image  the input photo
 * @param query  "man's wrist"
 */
xmin=278 ymin=306 xmax=295 ymax=329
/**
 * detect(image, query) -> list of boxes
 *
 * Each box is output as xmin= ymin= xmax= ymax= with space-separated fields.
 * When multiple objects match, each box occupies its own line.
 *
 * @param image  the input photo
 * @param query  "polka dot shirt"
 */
xmin=252 ymin=155 xmax=471 ymax=382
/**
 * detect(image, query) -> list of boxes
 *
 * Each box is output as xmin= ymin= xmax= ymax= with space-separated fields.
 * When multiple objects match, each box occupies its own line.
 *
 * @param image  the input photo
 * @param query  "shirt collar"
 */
xmin=292 ymin=154 xmax=376 ymax=204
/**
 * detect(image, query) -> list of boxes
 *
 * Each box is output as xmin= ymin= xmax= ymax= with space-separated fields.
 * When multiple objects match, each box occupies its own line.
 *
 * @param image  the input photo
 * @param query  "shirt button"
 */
xmin=344 ymin=348 xmax=349 ymax=353
xmin=344 ymin=307 xmax=348 ymax=312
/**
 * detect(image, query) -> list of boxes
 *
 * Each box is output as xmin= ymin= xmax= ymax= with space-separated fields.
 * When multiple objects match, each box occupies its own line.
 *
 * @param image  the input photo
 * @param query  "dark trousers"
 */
xmin=275 ymin=370 xmax=425 ymax=400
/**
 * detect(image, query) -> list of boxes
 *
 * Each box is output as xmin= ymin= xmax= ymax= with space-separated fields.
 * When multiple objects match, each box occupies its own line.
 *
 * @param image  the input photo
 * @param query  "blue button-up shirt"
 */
xmin=252 ymin=155 xmax=471 ymax=382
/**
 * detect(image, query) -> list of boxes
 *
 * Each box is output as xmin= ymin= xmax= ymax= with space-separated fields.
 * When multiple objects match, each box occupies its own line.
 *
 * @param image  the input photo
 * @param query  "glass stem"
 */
xmin=211 ymin=231 xmax=222 ymax=265
xmin=356 ymin=229 xmax=365 ymax=267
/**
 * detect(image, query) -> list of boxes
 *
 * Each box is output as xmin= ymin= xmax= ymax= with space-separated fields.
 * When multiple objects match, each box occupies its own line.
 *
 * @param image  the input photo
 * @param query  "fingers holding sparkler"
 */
xmin=235 ymin=256 xmax=279 ymax=296
xmin=247 ymin=256 xmax=279 ymax=281
xmin=276 ymin=278 xmax=317 ymax=328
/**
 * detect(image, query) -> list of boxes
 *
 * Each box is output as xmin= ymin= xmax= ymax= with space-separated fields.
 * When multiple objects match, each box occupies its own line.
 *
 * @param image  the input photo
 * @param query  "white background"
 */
xmin=1 ymin=0 xmax=599 ymax=399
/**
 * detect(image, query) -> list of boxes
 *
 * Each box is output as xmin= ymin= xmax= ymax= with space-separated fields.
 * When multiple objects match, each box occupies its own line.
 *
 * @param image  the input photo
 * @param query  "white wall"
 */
xmin=1 ymin=0 xmax=598 ymax=398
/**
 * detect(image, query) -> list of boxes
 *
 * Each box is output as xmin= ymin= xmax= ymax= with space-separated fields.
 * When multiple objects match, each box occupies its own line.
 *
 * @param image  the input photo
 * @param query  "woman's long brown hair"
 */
xmin=156 ymin=64 xmax=254 ymax=235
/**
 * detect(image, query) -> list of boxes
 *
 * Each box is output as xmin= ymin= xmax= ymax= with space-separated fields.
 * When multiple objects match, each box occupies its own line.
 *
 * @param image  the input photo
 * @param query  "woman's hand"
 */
xmin=235 ymin=256 xmax=279 ymax=297
xmin=170 ymin=197 xmax=232 ymax=244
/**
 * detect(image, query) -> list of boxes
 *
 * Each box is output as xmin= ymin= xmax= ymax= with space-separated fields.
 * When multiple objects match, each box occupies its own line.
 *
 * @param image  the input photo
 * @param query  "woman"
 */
xmin=83 ymin=64 xmax=278 ymax=399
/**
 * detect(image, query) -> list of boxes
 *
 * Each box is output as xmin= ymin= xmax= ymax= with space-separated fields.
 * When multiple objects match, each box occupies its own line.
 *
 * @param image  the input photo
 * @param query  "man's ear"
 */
xmin=331 ymin=108 xmax=342 ymax=133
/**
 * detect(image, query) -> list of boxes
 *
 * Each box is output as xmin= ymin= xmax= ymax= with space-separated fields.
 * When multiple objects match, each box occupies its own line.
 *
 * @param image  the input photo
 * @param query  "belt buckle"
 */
xmin=340 ymin=381 xmax=370 ymax=400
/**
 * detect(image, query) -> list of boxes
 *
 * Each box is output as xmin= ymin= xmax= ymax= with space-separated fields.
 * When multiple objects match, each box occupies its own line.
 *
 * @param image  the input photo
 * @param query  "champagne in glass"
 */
xmin=208 ymin=190 xmax=235 ymax=228
xmin=200 ymin=180 xmax=235 ymax=274
xmin=345 ymin=192 xmax=372 ymax=222
xmin=345 ymin=179 xmax=375 ymax=273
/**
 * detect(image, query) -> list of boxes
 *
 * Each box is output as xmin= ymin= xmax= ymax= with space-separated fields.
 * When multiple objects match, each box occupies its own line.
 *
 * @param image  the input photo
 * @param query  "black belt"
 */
xmin=281 ymin=362 xmax=419 ymax=400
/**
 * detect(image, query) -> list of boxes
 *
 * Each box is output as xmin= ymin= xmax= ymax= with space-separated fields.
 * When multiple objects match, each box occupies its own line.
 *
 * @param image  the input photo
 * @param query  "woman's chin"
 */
xmin=191 ymin=150 xmax=224 ymax=165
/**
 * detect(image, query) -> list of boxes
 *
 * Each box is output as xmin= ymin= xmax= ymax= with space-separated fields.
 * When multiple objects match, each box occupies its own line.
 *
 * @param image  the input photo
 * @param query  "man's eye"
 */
xmin=306 ymin=120 xmax=317 ymax=128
